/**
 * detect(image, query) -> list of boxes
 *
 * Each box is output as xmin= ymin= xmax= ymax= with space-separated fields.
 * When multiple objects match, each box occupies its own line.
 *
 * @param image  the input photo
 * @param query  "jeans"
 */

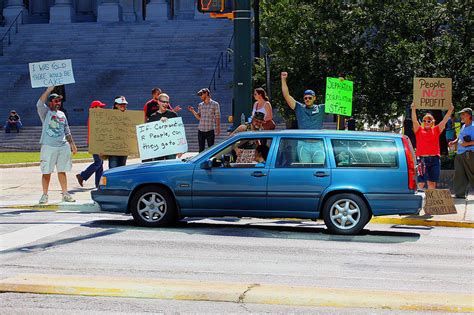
xmin=198 ymin=130 xmax=215 ymax=152
xmin=296 ymin=140 xmax=325 ymax=164
xmin=108 ymin=156 xmax=127 ymax=169
xmin=80 ymin=154 xmax=103 ymax=187
xmin=5 ymin=121 xmax=22 ymax=133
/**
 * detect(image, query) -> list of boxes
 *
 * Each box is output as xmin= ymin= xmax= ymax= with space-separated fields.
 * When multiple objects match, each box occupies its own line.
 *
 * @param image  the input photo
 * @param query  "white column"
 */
xmin=146 ymin=0 xmax=167 ymax=21
xmin=97 ymin=0 xmax=121 ymax=22
xmin=3 ymin=0 xmax=25 ymax=26
xmin=50 ymin=0 xmax=74 ymax=24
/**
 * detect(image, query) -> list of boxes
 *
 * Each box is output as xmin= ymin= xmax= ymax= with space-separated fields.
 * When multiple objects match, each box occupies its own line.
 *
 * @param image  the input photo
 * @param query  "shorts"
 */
xmin=416 ymin=156 xmax=440 ymax=183
xmin=40 ymin=144 xmax=72 ymax=174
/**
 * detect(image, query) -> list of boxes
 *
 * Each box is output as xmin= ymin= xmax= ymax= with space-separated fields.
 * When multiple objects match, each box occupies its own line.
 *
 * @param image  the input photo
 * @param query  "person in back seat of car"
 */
xmin=411 ymin=102 xmax=454 ymax=190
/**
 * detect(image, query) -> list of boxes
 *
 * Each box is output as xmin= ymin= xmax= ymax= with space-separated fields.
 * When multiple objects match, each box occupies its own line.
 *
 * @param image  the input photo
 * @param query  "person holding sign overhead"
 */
xmin=36 ymin=86 xmax=77 ymax=204
xmin=411 ymin=102 xmax=454 ymax=190
xmin=108 ymin=96 xmax=129 ymax=169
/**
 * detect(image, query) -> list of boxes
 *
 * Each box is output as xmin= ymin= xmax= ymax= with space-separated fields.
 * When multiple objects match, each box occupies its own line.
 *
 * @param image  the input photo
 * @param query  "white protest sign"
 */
xmin=136 ymin=117 xmax=188 ymax=160
xmin=29 ymin=59 xmax=75 ymax=88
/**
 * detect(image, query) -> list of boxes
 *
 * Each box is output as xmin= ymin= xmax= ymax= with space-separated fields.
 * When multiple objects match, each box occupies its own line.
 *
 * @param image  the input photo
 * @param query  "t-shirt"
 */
xmin=37 ymin=100 xmax=71 ymax=147
xmin=8 ymin=114 xmax=20 ymax=122
xmin=415 ymin=125 xmax=440 ymax=157
xmin=148 ymin=109 xmax=178 ymax=122
xmin=295 ymin=102 xmax=325 ymax=130
xmin=457 ymin=123 xmax=474 ymax=154
xmin=144 ymin=99 xmax=174 ymax=121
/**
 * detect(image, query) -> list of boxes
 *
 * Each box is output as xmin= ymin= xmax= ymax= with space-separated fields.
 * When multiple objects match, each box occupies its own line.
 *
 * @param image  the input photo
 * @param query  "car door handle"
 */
xmin=251 ymin=171 xmax=267 ymax=177
xmin=314 ymin=171 xmax=329 ymax=177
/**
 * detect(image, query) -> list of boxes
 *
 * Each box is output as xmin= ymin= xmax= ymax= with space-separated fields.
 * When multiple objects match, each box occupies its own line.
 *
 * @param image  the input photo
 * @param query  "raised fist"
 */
xmin=281 ymin=72 xmax=288 ymax=80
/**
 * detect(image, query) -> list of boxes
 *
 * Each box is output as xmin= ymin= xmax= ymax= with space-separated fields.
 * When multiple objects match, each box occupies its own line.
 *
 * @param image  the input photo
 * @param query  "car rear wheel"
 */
xmin=130 ymin=186 xmax=177 ymax=227
xmin=322 ymin=193 xmax=369 ymax=235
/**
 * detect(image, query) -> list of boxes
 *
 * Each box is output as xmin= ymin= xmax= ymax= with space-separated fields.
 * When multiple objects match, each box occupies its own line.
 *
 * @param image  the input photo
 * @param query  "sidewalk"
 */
xmin=1 ymin=159 xmax=472 ymax=228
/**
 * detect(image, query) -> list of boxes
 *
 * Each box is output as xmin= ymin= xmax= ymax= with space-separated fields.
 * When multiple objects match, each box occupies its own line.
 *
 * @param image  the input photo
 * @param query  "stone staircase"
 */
xmin=0 ymin=20 xmax=234 ymax=127
xmin=0 ymin=122 xmax=337 ymax=153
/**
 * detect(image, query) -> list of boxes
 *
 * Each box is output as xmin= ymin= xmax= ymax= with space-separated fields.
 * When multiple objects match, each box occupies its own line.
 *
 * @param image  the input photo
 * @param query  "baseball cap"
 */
xmin=114 ymin=96 xmax=128 ymax=104
xmin=90 ymin=100 xmax=106 ymax=108
xmin=304 ymin=89 xmax=316 ymax=96
xmin=10 ymin=110 xmax=16 ymax=113
xmin=47 ymin=93 xmax=63 ymax=102
xmin=458 ymin=107 xmax=472 ymax=115
xmin=197 ymin=88 xmax=210 ymax=96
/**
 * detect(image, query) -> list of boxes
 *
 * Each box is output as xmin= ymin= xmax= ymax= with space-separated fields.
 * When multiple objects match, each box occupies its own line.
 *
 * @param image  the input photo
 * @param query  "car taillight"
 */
xmin=402 ymin=136 xmax=416 ymax=190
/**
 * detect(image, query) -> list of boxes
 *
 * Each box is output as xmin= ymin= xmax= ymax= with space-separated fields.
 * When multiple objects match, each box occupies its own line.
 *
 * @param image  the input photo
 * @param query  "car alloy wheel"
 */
xmin=136 ymin=192 xmax=167 ymax=223
xmin=329 ymin=199 xmax=360 ymax=230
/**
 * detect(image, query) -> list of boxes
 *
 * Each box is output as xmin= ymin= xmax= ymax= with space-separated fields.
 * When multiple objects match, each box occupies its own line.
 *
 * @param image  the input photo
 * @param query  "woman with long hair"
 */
xmin=231 ymin=88 xmax=275 ymax=135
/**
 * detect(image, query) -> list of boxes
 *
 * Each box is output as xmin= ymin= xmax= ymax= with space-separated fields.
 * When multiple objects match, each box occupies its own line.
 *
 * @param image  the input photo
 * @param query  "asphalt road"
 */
xmin=1 ymin=208 xmax=473 ymax=314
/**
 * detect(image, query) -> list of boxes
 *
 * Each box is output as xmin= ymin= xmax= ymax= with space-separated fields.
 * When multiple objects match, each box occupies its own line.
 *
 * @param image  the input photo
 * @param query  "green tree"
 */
xmin=256 ymin=0 xmax=473 ymax=126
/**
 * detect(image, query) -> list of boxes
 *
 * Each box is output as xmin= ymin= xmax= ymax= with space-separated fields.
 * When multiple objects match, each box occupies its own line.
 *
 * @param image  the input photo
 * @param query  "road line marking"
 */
xmin=0 ymin=217 xmax=90 ymax=251
xmin=0 ymin=274 xmax=472 ymax=312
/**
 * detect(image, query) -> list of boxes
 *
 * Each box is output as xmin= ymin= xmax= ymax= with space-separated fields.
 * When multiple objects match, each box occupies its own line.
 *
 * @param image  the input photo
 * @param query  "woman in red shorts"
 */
xmin=411 ymin=103 xmax=454 ymax=190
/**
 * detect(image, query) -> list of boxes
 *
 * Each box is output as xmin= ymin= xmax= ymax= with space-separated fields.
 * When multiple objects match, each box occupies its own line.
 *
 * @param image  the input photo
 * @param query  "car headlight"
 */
xmin=99 ymin=176 xmax=107 ymax=186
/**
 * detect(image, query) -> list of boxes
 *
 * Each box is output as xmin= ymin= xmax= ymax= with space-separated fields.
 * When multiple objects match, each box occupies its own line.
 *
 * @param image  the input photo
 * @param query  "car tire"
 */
xmin=322 ymin=193 xmax=370 ymax=235
xmin=130 ymin=185 xmax=177 ymax=227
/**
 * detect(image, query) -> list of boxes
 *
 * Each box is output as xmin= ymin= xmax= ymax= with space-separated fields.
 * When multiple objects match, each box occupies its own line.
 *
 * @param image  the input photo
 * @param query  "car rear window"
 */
xmin=331 ymin=139 xmax=398 ymax=168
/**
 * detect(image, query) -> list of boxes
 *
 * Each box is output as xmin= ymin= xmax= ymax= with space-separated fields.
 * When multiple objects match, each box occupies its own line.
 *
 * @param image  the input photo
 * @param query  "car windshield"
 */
xmin=186 ymin=145 xmax=215 ymax=163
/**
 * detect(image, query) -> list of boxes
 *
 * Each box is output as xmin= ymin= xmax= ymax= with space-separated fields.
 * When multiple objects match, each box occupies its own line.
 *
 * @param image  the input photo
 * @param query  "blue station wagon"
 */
xmin=92 ymin=130 xmax=423 ymax=235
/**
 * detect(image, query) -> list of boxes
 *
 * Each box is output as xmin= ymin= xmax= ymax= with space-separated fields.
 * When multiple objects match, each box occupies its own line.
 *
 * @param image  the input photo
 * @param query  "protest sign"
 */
xmin=423 ymin=189 xmax=457 ymax=215
xmin=136 ymin=117 xmax=188 ymax=160
xmin=325 ymin=77 xmax=354 ymax=116
xmin=29 ymin=59 xmax=75 ymax=88
xmin=88 ymin=109 xmax=143 ymax=156
xmin=236 ymin=149 xmax=256 ymax=163
xmin=413 ymin=77 xmax=452 ymax=110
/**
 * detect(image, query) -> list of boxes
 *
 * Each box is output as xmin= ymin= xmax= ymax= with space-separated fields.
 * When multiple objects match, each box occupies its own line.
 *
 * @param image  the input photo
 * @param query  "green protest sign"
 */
xmin=324 ymin=77 xmax=354 ymax=116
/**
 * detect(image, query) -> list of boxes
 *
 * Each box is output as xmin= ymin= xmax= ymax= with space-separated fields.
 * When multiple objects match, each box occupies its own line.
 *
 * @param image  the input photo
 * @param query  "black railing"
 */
xmin=0 ymin=10 xmax=24 ymax=56
xmin=208 ymin=34 xmax=234 ymax=91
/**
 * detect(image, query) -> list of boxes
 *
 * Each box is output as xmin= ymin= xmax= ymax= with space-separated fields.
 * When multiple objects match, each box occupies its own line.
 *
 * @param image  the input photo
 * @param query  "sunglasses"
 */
xmin=304 ymin=96 xmax=313 ymax=100
xmin=423 ymin=120 xmax=433 ymax=123
xmin=159 ymin=100 xmax=170 ymax=104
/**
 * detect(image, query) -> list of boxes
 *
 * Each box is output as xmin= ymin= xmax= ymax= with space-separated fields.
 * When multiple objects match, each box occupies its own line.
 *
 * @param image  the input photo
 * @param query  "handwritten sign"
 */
xmin=136 ymin=117 xmax=188 ymax=160
xmin=423 ymin=189 xmax=457 ymax=215
xmin=413 ymin=77 xmax=452 ymax=110
xmin=325 ymin=77 xmax=353 ymax=116
xmin=88 ymin=109 xmax=143 ymax=156
xmin=236 ymin=149 xmax=255 ymax=163
xmin=29 ymin=59 xmax=75 ymax=88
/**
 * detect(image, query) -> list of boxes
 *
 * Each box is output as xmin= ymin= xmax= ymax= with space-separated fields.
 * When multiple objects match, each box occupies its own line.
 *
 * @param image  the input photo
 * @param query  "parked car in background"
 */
xmin=92 ymin=130 xmax=422 ymax=235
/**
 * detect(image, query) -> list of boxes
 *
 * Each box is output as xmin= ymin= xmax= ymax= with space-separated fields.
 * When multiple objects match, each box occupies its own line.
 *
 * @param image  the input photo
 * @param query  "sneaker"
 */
xmin=39 ymin=194 xmax=48 ymax=204
xmin=62 ymin=193 xmax=76 ymax=203
xmin=76 ymin=174 xmax=84 ymax=187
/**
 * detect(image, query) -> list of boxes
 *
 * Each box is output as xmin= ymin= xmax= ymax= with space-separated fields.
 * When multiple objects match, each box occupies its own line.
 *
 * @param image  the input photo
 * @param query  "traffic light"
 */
xmin=197 ymin=0 xmax=225 ymax=13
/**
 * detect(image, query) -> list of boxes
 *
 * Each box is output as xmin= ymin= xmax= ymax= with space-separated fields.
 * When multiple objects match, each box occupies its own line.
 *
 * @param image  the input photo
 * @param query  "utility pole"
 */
xmin=232 ymin=0 xmax=252 ymax=129
xmin=254 ymin=0 xmax=260 ymax=58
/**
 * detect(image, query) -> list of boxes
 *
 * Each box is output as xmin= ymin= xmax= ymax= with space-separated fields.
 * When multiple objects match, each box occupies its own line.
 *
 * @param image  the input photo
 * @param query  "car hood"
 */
xmin=104 ymin=159 xmax=192 ymax=176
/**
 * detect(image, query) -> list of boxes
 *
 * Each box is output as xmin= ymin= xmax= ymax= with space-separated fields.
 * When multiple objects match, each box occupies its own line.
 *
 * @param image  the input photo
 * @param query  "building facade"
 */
xmin=2 ymin=0 xmax=205 ymax=25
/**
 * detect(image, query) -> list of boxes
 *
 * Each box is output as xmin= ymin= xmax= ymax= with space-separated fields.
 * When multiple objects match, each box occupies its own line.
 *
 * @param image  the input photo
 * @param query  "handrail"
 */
xmin=1 ymin=9 xmax=24 ymax=56
xmin=208 ymin=34 xmax=234 ymax=90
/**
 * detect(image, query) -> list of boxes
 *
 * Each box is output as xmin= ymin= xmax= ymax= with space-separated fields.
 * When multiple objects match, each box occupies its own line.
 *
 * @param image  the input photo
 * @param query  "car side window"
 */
xmin=331 ymin=139 xmax=398 ymax=167
xmin=211 ymin=138 xmax=272 ymax=168
xmin=275 ymin=138 xmax=326 ymax=168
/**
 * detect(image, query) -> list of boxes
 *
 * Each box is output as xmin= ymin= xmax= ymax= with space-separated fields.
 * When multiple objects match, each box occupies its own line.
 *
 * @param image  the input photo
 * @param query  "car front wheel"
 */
xmin=130 ymin=186 xmax=177 ymax=227
xmin=322 ymin=193 xmax=370 ymax=235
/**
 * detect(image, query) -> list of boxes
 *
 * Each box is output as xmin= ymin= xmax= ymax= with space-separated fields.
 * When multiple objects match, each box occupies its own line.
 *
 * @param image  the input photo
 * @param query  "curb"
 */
xmin=369 ymin=217 xmax=474 ymax=229
xmin=0 ymin=273 xmax=471 ymax=312
xmin=0 ymin=158 xmax=93 ymax=169
xmin=0 ymin=202 xmax=100 ymax=212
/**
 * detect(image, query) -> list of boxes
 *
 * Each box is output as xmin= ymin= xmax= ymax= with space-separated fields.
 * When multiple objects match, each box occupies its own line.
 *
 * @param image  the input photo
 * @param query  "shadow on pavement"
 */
xmin=0 ymin=229 xmax=122 ymax=254
xmin=84 ymin=218 xmax=421 ymax=244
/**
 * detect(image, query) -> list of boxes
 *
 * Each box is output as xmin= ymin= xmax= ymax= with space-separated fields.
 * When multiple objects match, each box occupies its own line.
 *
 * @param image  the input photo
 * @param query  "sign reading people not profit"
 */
xmin=413 ymin=77 xmax=452 ymax=110
xmin=324 ymin=77 xmax=354 ymax=116
xmin=89 ymin=109 xmax=143 ymax=156
xmin=136 ymin=117 xmax=188 ymax=160
xmin=29 ymin=59 xmax=75 ymax=88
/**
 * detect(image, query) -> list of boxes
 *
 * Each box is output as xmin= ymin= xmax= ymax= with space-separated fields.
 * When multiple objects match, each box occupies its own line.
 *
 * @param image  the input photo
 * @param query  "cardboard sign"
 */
xmin=423 ymin=189 xmax=457 ymax=215
xmin=413 ymin=77 xmax=452 ymax=110
xmin=325 ymin=77 xmax=353 ymax=116
xmin=136 ymin=117 xmax=188 ymax=160
xmin=88 ymin=109 xmax=143 ymax=156
xmin=236 ymin=149 xmax=255 ymax=163
xmin=29 ymin=59 xmax=75 ymax=88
